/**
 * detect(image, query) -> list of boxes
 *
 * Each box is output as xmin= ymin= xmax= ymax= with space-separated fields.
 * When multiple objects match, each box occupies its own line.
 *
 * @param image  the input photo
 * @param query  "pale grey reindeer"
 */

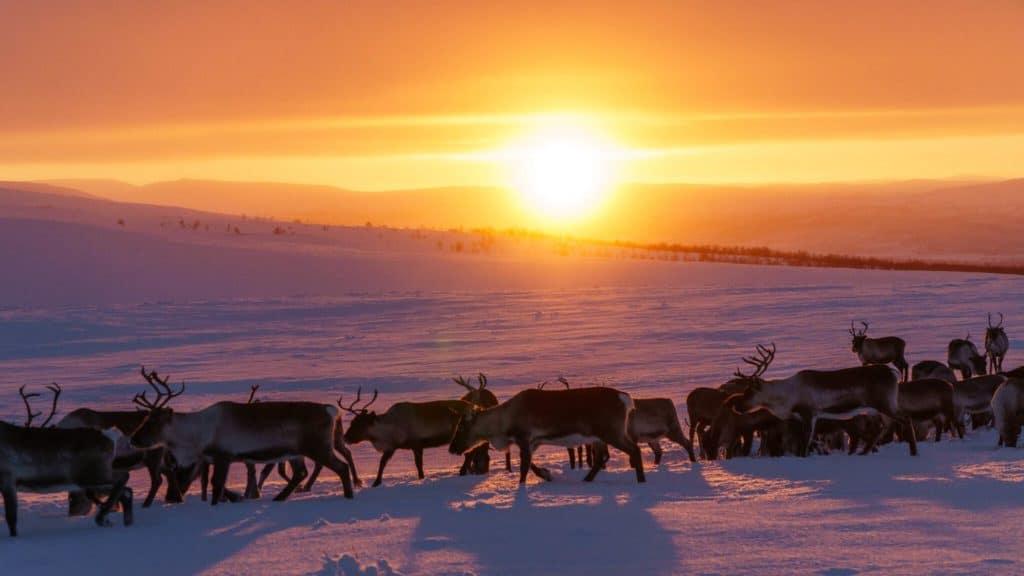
xmin=986 ymin=313 xmax=1009 ymax=374
xmin=849 ymin=321 xmax=909 ymax=381
xmin=948 ymin=334 xmax=987 ymax=380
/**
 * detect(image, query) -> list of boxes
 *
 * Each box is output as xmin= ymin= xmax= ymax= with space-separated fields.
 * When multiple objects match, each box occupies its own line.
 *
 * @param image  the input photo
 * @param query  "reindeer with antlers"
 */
xmin=724 ymin=342 xmax=919 ymax=457
xmin=2 ymin=383 xmax=133 ymax=536
xmin=986 ymin=313 xmax=1010 ymax=374
xmin=342 ymin=388 xmax=474 ymax=487
xmin=850 ymin=321 xmax=910 ymax=381
xmin=130 ymin=377 xmax=354 ymax=504
xmin=454 ymin=374 xmax=512 ymax=475
xmin=58 ymin=367 xmax=185 ymax=514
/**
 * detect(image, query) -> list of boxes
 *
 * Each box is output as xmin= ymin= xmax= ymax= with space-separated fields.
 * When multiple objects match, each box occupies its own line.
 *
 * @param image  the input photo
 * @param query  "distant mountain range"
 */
xmin=42 ymin=177 xmax=1024 ymax=261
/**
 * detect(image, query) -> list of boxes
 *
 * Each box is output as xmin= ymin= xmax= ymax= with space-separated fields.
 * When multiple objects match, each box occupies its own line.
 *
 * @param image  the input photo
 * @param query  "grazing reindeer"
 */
xmin=59 ymin=367 xmax=183 ymax=514
xmin=986 ymin=313 xmax=1010 ymax=374
xmin=948 ymin=335 xmax=987 ymax=380
xmin=590 ymin=396 xmax=699 ymax=468
xmin=891 ymin=378 xmax=956 ymax=442
xmin=992 ymin=378 xmax=1024 ymax=447
xmin=703 ymin=399 xmax=786 ymax=460
xmin=539 ymin=377 xmax=591 ymax=469
xmin=850 ymin=321 xmax=909 ymax=381
xmin=130 ymin=383 xmax=354 ymax=505
xmin=454 ymin=374 xmax=510 ymax=475
xmin=732 ymin=343 xmax=918 ymax=456
xmin=342 ymin=389 xmax=473 ymax=487
xmin=911 ymin=360 xmax=957 ymax=384
xmin=2 ymin=384 xmax=133 ymax=536
xmin=686 ymin=387 xmax=729 ymax=459
xmin=810 ymin=414 xmax=887 ymax=455
xmin=950 ymin=374 xmax=1006 ymax=436
xmin=448 ymin=386 xmax=646 ymax=484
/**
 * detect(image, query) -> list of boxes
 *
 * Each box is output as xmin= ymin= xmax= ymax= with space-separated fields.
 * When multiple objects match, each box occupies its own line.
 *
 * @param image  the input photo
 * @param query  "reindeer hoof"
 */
xmin=95 ymin=516 xmax=113 ymax=528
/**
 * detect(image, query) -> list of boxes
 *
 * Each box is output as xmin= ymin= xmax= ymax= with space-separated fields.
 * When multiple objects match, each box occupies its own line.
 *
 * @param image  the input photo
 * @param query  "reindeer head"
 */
xmin=849 ymin=321 xmax=869 ymax=352
xmin=129 ymin=366 xmax=185 ymax=449
xmin=448 ymin=405 xmax=487 ymax=455
xmin=340 ymin=387 xmax=379 ymax=445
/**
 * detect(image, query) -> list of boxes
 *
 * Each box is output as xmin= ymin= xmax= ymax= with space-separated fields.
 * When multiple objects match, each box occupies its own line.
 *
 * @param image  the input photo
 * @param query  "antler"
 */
xmin=991 ymin=312 xmax=1005 ymax=329
xmin=133 ymin=365 xmax=185 ymax=410
xmin=453 ymin=376 xmax=474 ymax=392
xmin=18 ymin=385 xmax=41 ymax=427
xmin=557 ymin=376 xmax=570 ymax=389
xmin=477 ymin=373 xmax=488 ymax=390
xmin=39 ymin=382 xmax=62 ymax=427
xmin=734 ymin=343 xmax=776 ymax=379
xmin=339 ymin=386 xmax=378 ymax=415
xmin=989 ymin=313 xmax=995 ymax=329
xmin=247 ymin=384 xmax=260 ymax=404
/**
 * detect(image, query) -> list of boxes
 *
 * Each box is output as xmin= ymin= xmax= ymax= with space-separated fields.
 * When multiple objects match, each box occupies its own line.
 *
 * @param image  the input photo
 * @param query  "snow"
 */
xmin=3 ymin=189 xmax=1024 ymax=574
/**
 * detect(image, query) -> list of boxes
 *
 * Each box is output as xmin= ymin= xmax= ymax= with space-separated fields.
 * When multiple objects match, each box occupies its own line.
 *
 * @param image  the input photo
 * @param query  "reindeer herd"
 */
xmin=2 ymin=315 xmax=1023 ymax=538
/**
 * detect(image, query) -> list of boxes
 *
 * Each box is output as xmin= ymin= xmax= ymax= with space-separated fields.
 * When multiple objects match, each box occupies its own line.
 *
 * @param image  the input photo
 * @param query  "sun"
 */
xmin=506 ymin=124 xmax=618 ymax=224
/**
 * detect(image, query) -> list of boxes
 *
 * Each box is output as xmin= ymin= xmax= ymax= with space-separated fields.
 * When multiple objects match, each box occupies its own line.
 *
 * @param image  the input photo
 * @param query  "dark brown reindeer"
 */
xmin=986 ymin=313 xmax=1010 ymax=374
xmin=686 ymin=387 xmax=729 ymax=459
xmin=454 ymin=374 xmax=511 ymax=475
xmin=732 ymin=343 xmax=919 ymax=456
xmin=130 ymin=383 xmax=354 ymax=505
xmin=850 ymin=321 xmax=909 ymax=381
xmin=703 ymin=398 xmax=786 ymax=459
xmin=948 ymin=335 xmax=987 ymax=380
xmin=539 ymin=377 xmax=591 ymax=469
xmin=342 ymin=388 xmax=473 ymax=487
xmin=911 ymin=360 xmax=957 ymax=384
xmin=59 ymin=367 xmax=184 ymax=514
xmin=2 ymin=384 xmax=133 ymax=536
xmin=888 ymin=378 xmax=956 ymax=443
xmin=448 ymin=386 xmax=646 ymax=484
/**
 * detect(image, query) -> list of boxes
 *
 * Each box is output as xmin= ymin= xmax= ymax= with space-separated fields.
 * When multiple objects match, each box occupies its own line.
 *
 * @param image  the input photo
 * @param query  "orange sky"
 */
xmin=2 ymin=1 xmax=1023 ymax=189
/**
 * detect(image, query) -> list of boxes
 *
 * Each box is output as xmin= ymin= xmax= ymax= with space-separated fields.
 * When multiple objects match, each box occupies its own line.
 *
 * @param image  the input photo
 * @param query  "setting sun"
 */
xmin=506 ymin=124 xmax=619 ymax=224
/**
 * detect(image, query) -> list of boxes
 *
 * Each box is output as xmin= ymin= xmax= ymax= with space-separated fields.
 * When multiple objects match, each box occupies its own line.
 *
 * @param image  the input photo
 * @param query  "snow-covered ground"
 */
xmin=3 ymin=262 xmax=1024 ymax=574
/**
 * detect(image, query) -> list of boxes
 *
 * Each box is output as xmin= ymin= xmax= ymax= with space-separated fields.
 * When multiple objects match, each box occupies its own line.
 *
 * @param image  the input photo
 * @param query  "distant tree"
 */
xmin=273 ymin=226 xmax=286 ymax=235
xmin=116 ymin=218 xmax=125 ymax=227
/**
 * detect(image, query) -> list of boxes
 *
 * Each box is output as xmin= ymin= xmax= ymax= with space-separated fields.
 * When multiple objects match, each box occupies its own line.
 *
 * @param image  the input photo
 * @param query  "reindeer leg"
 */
xmin=667 ymin=426 xmax=697 ymax=463
xmin=372 ymin=449 xmax=395 ymax=487
xmin=1 ymin=473 xmax=16 ymax=537
xmin=606 ymin=436 xmax=646 ymax=483
xmin=95 ymin=472 xmax=130 ymax=527
xmin=142 ymin=449 xmax=163 ymax=508
xmin=243 ymin=463 xmax=260 ymax=499
xmin=505 ymin=450 xmax=512 ymax=472
xmin=118 ymin=485 xmax=134 ymax=527
xmin=200 ymin=461 xmax=210 ymax=502
xmin=647 ymin=441 xmax=663 ymax=465
xmin=567 ymin=447 xmax=576 ymax=469
xmin=300 ymin=461 xmax=321 ymax=493
xmin=335 ymin=443 xmax=361 ymax=488
xmin=413 ymin=448 xmax=426 ymax=480
xmin=459 ymin=454 xmax=471 ymax=476
xmin=273 ymin=459 xmax=307 ymax=502
xmin=210 ymin=457 xmax=231 ymax=506
xmin=316 ymin=452 xmax=354 ymax=499
xmin=257 ymin=463 xmax=276 ymax=490
xmin=517 ymin=440 xmax=532 ymax=485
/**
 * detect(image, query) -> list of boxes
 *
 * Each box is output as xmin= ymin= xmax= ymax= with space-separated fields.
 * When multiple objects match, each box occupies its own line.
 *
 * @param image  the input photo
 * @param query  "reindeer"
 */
xmin=538 ymin=377 xmax=592 ymax=469
xmin=129 ymin=383 xmax=354 ymax=505
xmin=986 ymin=313 xmax=1010 ymax=374
xmin=731 ymin=343 xmax=918 ymax=456
xmin=703 ymin=399 xmax=786 ymax=459
xmin=948 ymin=335 xmax=987 ymax=380
xmin=992 ymin=377 xmax=1024 ymax=447
xmin=589 ymin=396 xmax=699 ymax=469
xmin=342 ymin=389 xmax=473 ymax=487
xmin=686 ymin=387 xmax=729 ymax=459
xmin=911 ymin=360 xmax=957 ymax=384
xmin=58 ymin=368 xmax=184 ymax=514
xmin=889 ymin=378 xmax=956 ymax=443
xmin=950 ymin=374 xmax=1006 ymax=435
xmin=809 ymin=414 xmax=887 ymax=455
xmin=2 ymin=384 xmax=133 ymax=536
xmin=448 ymin=386 xmax=645 ymax=484
xmin=454 ymin=374 xmax=511 ymax=475
xmin=849 ymin=321 xmax=909 ymax=381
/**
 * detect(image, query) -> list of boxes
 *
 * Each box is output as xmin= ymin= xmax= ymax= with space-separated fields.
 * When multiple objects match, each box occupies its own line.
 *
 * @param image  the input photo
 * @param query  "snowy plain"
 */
xmin=3 ymin=187 xmax=1024 ymax=575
